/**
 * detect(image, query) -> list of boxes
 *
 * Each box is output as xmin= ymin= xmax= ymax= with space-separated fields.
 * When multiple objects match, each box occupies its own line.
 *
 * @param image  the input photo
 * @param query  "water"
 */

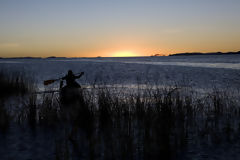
xmin=1 ymin=55 xmax=240 ymax=90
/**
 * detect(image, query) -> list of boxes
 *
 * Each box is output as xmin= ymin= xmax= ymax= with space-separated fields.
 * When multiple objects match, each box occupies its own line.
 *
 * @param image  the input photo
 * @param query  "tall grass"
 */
xmin=0 ymin=70 xmax=35 ymax=131
xmin=0 ymin=70 xmax=34 ymax=98
xmin=0 ymin=101 xmax=10 ymax=132
xmin=3 ymin=81 xmax=240 ymax=159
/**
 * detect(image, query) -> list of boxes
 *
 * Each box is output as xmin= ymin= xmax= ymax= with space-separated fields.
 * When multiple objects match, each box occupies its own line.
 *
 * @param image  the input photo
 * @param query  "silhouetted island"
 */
xmin=169 ymin=51 xmax=240 ymax=56
xmin=5 ymin=57 xmax=42 ymax=59
xmin=46 ymin=56 xmax=67 ymax=59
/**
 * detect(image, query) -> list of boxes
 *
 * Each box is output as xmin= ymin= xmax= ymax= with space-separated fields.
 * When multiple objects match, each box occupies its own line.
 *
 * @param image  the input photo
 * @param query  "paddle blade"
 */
xmin=44 ymin=79 xmax=56 ymax=86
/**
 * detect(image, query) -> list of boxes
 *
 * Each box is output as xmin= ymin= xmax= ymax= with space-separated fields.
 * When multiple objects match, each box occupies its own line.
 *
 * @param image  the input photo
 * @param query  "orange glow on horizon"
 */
xmin=111 ymin=51 xmax=138 ymax=57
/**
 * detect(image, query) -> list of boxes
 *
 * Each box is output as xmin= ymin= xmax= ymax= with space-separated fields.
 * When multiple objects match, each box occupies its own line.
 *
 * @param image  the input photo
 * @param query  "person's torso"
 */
xmin=66 ymin=75 xmax=76 ymax=85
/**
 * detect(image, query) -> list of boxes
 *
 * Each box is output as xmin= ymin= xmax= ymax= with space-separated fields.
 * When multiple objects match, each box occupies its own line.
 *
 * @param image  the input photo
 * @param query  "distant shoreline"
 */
xmin=169 ymin=51 xmax=240 ymax=56
xmin=1 ymin=51 xmax=240 ymax=59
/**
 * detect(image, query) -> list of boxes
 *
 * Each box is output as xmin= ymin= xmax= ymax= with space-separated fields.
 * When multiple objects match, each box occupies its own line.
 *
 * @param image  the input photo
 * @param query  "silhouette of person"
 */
xmin=62 ymin=70 xmax=84 ymax=88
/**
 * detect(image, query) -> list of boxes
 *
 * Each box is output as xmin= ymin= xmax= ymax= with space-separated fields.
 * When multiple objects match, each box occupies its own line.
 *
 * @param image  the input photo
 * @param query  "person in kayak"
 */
xmin=62 ymin=70 xmax=84 ymax=88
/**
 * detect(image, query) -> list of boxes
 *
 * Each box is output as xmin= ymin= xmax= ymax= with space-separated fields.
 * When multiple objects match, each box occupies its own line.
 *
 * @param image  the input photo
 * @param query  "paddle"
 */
xmin=44 ymin=78 xmax=61 ymax=86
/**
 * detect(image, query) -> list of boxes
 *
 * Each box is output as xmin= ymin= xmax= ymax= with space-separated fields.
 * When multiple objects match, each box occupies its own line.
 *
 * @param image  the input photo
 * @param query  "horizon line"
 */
xmin=1 ymin=50 xmax=240 ymax=59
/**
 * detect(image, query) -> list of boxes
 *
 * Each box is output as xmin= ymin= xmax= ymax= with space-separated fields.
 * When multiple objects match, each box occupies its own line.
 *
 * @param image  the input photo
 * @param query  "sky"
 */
xmin=0 ymin=0 xmax=240 ymax=57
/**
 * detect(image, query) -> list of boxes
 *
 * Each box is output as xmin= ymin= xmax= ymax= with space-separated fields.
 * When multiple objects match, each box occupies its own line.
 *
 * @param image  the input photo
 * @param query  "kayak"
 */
xmin=60 ymin=86 xmax=83 ymax=105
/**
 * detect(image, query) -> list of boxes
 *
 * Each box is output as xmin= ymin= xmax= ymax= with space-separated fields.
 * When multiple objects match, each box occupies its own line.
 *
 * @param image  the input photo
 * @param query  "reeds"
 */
xmin=0 ymin=70 xmax=35 ymax=132
xmin=0 ymin=101 xmax=10 ymax=132
xmin=2 ymin=80 xmax=240 ymax=159
xmin=0 ymin=70 xmax=34 ymax=98
xmin=48 ymin=85 xmax=240 ymax=159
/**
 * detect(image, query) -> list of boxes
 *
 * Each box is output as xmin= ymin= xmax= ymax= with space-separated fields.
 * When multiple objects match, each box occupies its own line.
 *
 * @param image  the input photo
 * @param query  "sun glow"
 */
xmin=112 ymin=51 xmax=137 ymax=57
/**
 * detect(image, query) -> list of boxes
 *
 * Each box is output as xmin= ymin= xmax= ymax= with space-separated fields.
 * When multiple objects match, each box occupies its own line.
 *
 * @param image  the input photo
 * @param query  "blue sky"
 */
xmin=0 ymin=0 xmax=239 ymax=57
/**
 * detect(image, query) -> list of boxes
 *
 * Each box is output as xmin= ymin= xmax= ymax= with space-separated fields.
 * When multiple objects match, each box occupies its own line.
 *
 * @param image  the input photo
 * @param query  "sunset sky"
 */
xmin=0 ymin=0 xmax=240 ymax=57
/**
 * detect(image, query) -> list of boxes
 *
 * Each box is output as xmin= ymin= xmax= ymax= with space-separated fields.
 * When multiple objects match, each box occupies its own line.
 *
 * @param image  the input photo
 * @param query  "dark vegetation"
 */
xmin=0 ymin=70 xmax=34 ymax=98
xmin=2 ymin=57 xmax=42 ymax=59
xmin=0 ymin=70 xmax=34 ymax=132
xmin=1 ymin=71 xmax=240 ymax=159
xmin=169 ymin=51 xmax=240 ymax=56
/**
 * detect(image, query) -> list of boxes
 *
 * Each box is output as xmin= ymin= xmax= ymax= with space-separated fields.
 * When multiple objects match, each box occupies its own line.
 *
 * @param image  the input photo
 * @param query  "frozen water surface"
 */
xmin=1 ymin=55 xmax=240 ymax=90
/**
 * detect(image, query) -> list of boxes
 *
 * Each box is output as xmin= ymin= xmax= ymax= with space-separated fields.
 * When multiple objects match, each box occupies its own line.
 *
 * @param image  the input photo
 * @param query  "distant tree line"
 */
xmin=169 ymin=51 xmax=240 ymax=56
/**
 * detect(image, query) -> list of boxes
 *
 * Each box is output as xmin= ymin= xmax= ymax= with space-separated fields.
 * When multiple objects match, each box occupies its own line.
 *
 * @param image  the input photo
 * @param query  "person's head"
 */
xmin=68 ymin=70 xmax=73 ymax=75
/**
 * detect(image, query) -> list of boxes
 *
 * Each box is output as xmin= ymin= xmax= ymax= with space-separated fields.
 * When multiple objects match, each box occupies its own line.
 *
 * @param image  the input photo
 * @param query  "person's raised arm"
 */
xmin=75 ymin=72 xmax=84 ymax=79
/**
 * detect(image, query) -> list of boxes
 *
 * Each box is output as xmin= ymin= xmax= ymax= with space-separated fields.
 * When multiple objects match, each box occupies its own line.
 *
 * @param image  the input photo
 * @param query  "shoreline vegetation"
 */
xmin=169 ymin=51 xmax=240 ymax=56
xmin=0 ymin=70 xmax=34 ymax=98
xmin=1 ymin=70 xmax=240 ymax=159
